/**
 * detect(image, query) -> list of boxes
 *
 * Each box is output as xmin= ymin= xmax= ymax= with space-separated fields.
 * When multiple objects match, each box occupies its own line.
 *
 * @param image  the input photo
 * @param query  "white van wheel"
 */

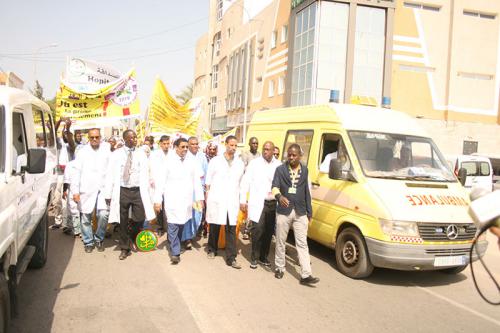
xmin=0 ymin=274 xmax=10 ymax=333
xmin=335 ymin=227 xmax=374 ymax=279
xmin=28 ymin=208 xmax=49 ymax=269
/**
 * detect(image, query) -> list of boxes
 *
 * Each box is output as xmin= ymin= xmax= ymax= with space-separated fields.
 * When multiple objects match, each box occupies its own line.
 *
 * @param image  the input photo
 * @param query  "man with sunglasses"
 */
xmin=72 ymin=128 xmax=111 ymax=253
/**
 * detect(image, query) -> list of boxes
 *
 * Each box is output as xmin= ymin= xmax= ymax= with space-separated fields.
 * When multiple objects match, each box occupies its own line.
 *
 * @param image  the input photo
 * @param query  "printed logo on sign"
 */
xmin=68 ymin=58 xmax=87 ymax=77
xmin=135 ymin=230 xmax=157 ymax=252
xmin=113 ymin=77 xmax=138 ymax=106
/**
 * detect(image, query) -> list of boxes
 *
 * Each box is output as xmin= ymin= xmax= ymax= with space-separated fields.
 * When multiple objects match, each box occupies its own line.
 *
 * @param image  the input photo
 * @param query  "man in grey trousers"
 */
xmin=271 ymin=143 xmax=319 ymax=285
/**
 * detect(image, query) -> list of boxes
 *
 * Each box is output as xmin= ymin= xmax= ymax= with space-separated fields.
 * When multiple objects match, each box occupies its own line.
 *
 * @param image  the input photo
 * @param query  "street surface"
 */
xmin=10 ymin=226 xmax=500 ymax=333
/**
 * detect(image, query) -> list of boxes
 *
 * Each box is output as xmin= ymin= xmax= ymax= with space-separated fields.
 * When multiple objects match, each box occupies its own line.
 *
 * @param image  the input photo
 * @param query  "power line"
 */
xmin=0 ymin=16 xmax=208 ymax=57
xmin=0 ymin=44 xmax=195 ymax=63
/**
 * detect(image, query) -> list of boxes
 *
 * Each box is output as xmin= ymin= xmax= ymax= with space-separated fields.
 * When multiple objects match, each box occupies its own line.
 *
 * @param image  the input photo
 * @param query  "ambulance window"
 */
xmin=0 ymin=105 xmax=5 ymax=173
xmin=12 ymin=112 xmax=27 ymax=174
xmin=33 ymin=108 xmax=46 ymax=148
xmin=283 ymin=130 xmax=313 ymax=163
xmin=318 ymin=134 xmax=341 ymax=173
xmin=479 ymin=162 xmax=490 ymax=176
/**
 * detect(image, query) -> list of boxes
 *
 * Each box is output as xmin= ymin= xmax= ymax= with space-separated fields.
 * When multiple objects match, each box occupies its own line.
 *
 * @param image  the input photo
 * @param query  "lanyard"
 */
xmin=289 ymin=165 xmax=301 ymax=188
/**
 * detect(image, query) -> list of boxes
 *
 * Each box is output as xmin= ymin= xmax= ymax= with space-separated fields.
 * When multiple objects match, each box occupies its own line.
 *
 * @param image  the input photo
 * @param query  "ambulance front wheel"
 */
xmin=335 ymin=227 xmax=374 ymax=279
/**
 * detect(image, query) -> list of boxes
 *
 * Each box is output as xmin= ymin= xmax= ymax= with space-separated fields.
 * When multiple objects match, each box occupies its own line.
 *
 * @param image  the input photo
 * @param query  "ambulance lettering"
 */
xmin=405 ymin=194 xmax=467 ymax=206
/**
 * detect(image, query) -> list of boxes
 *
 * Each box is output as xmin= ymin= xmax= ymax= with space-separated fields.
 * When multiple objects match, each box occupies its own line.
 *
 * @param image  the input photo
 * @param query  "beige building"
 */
xmin=0 ymin=72 xmax=24 ymax=89
xmin=194 ymin=0 xmax=500 ymax=157
xmin=194 ymin=0 xmax=291 ymax=140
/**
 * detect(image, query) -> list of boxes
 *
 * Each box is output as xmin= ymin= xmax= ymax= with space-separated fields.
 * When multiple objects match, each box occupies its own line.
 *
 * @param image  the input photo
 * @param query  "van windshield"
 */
xmin=349 ymin=131 xmax=456 ymax=182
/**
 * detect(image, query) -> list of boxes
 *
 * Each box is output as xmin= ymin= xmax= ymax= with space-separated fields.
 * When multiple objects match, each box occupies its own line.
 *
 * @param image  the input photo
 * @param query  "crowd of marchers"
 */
xmin=51 ymin=119 xmax=320 ymax=286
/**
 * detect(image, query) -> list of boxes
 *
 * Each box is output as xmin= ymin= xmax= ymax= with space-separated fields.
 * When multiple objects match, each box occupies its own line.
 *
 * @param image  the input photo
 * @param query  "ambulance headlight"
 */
xmin=379 ymin=219 xmax=420 ymax=237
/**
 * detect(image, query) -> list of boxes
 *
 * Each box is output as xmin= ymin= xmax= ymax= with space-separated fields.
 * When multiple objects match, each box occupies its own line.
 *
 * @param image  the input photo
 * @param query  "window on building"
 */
xmin=351 ymin=6 xmax=386 ymax=104
xmin=403 ymin=2 xmax=441 ymax=12
xmin=268 ymin=79 xmax=275 ymax=97
xmin=281 ymin=25 xmax=288 ymax=43
xmin=463 ymin=10 xmax=497 ymax=20
xmin=291 ymin=3 xmax=317 ymax=106
xmin=213 ymin=32 xmax=222 ymax=57
xmin=212 ymin=64 xmax=219 ymax=89
xmin=278 ymin=76 xmax=285 ymax=95
xmin=210 ymin=97 xmax=217 ymax=119
xmin=216 ymin=0 xmax=223 ymax=21
xmin=271 ymin=30 xmax=277 ymax=49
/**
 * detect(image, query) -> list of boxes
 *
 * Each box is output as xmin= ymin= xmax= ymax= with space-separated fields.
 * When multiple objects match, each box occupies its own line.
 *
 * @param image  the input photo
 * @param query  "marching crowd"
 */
xmin=51 ymin=120 xmax=320 ymax=286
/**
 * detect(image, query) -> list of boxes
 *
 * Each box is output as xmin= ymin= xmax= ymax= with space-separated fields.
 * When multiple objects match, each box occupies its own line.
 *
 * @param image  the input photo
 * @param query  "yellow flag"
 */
xmin=201 ymin=129 xmax=213 ymax=141
xmin=149 ymin=78 xmax=193 ymax=133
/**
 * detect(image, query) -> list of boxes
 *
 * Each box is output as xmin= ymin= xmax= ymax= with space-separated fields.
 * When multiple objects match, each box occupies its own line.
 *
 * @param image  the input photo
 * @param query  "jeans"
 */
xmin=81 ymin=209 xmax=109 ymax=246
xmin=167 ymin=223 xmax=185 ymax=256
xmin=275 ymin=209 xmax=312 ymax=278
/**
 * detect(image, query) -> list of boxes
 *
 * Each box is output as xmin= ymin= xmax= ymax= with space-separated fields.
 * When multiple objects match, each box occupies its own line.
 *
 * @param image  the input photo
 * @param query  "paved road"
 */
xmin=10 ymin=227 xmax=500 ymax=333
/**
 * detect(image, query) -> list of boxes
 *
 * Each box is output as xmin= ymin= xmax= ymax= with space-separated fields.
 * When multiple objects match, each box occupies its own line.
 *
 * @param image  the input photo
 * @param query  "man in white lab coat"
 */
xmin=149 ymin=135 xmax=171 ymax=235
xmin=240 ymin=141 xmax=281 ymax=269
xmin=182 ymin=136 xmax=207 ymax=248
xmin=154 ymin=138 xmax=204 ymax=264
xmin=72 ymin=128 xmax=110 ymax=253
xmin=205 ymin=135 xmax=245 ymax=269
xmin=104 ymin=129 xmax=156 ymax=260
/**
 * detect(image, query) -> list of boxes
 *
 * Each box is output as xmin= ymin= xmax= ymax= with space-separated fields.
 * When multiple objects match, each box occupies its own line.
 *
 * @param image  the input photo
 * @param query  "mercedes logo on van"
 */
xmin=446 ymin=225 xmax=459 ymax=240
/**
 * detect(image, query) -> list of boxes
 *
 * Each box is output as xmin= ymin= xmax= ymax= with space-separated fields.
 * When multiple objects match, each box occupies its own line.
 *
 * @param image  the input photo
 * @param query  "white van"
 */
xmin=0 ymin=87 xmax=58 ymax=330
xmin=449 ymin=155 xmax=493 ymax=192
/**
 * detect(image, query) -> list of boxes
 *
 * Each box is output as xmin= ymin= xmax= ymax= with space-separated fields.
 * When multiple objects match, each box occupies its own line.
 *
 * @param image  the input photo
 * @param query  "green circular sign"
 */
xmin=135 ymin=230 xmax=158 ymax=252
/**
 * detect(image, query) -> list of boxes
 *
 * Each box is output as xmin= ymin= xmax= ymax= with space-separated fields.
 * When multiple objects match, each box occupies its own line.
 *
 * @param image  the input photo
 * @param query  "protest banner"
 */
xmin=56 ymin=69 xmax=140 ymax=127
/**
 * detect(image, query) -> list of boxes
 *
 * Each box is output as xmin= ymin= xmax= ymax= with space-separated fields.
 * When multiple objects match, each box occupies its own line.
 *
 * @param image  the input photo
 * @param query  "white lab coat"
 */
xmin=103 ymin=147 xmax=156 ymax=223
xmin=63 ymin=160 xmax=79 ymax=216
xmin=155 ymin=152 xmax=204 ymax=224
xmin=240 ymin=156 xmax=281 ymax=222
xmin=205 ymin=155 xmax=245 ymax=226
xmin=149 ymin=149 xmax=169 ymax=191
xmin=72 ymin=144 xmax=110 ymax=214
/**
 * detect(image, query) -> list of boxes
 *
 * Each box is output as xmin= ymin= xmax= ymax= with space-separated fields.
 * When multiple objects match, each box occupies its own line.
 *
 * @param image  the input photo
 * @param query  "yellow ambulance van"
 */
xmin=247 ymin=103 xmax=488 ymax=279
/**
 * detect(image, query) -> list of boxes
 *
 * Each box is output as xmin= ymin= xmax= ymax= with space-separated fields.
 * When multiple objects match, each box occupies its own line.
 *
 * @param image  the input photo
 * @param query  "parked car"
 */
xmin=0 ymin=87 xmax=58 ymax=331
xmin=448 ymin=155 xmax=493 ymax=192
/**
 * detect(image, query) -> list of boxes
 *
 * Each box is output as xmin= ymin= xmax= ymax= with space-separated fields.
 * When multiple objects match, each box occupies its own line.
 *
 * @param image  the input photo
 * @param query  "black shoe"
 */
xmin=274 ymin=269 xmax=284 ymax=279
xmin=300 ymin=276 xmax=320 ymax=285
xmin=96 ymin=242 xmax=105 ymax=252
xmin=171 ymin=255 xmax=180 ymax=264
xmin=250 ymin=260 xmax=258 ymax=269
xmin=104 ymin=232 xmax=112 ymax=239
xmin=258 ymin=258 xmax=271 ymax=267
xmin=119 ymin=250 xmax=131 ymax=260
xmin=84 ymin=245 xmax=94 ymax=253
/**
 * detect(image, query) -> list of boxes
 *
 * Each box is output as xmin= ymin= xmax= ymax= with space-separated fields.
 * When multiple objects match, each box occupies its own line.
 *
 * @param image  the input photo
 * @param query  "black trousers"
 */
xmin=119 ymin=187 xmax=145 ymax=251
xmin=250 ymin=200 xmax=276 ymax=262
xmin=156 ymin=199 xmax=167 ymax=232
xmin=208 ymin=215 xmax=237 ymax=264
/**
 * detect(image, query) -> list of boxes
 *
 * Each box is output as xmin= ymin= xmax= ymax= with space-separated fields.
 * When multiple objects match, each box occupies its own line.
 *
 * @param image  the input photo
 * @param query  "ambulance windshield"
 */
xmin=349 ymin=131 xmax=456 ymax=182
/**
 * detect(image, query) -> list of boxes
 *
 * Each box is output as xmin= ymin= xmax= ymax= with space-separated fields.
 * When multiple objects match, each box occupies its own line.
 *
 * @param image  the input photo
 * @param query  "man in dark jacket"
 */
xmin=271 ymin=143 xmax=319 ymax=285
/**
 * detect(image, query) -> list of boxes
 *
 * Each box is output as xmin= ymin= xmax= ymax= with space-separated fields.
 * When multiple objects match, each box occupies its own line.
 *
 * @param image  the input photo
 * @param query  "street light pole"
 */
xmin=33 ymin=43 xmax=58 ymax=86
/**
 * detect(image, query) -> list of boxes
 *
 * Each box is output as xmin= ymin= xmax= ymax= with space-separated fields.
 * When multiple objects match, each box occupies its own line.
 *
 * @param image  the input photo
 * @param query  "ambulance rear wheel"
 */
xmin=335 ymin=227 xmax=373 ymax=279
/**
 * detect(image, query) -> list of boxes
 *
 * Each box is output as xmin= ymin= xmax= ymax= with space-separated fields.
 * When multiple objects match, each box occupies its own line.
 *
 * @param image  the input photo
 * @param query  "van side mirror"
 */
xmin=329 ymin=159 xmax=342 ymax=179
xmin=457 ymin=167 xmax=467 ymax=186
xmin=24 ymin=148 xmax=46 ymax=174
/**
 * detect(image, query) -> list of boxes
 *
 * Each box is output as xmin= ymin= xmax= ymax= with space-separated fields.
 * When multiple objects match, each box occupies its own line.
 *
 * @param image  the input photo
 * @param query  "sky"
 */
xmin=0 ymin=0 xmax=209 ymax=110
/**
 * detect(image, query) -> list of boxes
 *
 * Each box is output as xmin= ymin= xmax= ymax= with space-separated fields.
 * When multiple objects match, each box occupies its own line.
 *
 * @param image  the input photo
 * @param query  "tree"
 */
xmin=30 ymin=80 xmax=44 ymax=100
xmin=46 ymin=96 xmax=57 ymax=119
xmin=175 ymin=84 xmax=193 ymax=105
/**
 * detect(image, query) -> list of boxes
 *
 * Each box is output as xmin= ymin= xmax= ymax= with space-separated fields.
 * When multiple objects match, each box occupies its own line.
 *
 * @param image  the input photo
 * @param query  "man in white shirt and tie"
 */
xmin=205 ymin=135 xmax=245 ymax=269
xmin=104 ymin=130 xmax=156 ymax=260
xmin=150 ymin=135 xmax=170 ymax=235
xmin=154 ymin=138 xmax=204 ymax=264
xmin=72 ymin=128 xmax=110 ymax=252
xmin=240 ymin=141 xmax=281 ymax=268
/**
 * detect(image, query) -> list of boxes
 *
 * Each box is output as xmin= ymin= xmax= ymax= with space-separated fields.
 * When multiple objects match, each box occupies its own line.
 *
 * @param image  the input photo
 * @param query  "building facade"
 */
xmin=194 ymin=0 xmax=500 ymax=156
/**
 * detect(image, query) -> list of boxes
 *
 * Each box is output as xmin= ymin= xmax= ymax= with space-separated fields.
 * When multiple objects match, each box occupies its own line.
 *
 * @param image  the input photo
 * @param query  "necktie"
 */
xmin=123 ymin=150 xmax=133 ymax=183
